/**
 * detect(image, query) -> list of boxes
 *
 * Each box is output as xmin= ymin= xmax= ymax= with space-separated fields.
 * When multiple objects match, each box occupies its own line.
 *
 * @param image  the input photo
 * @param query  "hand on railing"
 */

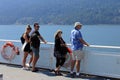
xmin=86 ymin=43 xmax=90 ymax=47
xmin=44 ymin=41 xmax=47 ymax=44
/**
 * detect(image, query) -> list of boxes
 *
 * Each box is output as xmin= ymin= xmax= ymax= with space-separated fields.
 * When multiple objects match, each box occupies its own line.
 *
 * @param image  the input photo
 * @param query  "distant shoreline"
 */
xmin=0 ymin=23 xmax=120 ymax=26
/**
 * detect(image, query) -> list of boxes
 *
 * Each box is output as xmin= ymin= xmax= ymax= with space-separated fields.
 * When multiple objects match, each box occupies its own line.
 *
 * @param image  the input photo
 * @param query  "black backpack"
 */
xmin=20 ymin=34 xmax=25 ymax=44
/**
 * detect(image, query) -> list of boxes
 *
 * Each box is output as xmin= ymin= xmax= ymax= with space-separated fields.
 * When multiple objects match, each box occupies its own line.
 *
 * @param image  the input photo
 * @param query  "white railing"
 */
xmin=0 ymin=39 xmax=120 ymax=49
xmin=0 ymin=39 xmax=120 ymax=78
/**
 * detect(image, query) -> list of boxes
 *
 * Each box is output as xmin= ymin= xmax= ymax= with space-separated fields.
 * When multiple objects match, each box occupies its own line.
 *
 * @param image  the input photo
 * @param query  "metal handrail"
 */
xmin=0 ymin=39 xmax=120 ymax=49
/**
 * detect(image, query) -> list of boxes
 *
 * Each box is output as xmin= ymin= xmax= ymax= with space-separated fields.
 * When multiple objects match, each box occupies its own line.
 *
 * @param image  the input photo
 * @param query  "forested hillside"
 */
xmin=0 ymin=0 xmax=120 ymax=25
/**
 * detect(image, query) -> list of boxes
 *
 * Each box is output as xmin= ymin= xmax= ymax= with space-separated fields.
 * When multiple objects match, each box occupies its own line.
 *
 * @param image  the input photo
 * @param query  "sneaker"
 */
xmin=75 ymin=74 xmax=81 ymax=78
xmin=75 ymin=75 xmax=80 ymax=78
xmin=22 ymin=67 xmax=29 ymax=70
xmin=26 ymin=63 xmax=30 ymax=68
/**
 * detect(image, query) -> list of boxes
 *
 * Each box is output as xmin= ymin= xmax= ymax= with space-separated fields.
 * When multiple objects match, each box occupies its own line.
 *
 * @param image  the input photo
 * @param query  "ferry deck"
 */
xmin=0 ymin=39 xmax=120 ymax=80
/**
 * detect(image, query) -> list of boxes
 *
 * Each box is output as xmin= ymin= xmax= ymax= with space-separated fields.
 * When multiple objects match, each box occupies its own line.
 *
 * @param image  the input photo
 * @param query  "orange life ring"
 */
xmin=1 ymin=42 xmax=19 ymax=61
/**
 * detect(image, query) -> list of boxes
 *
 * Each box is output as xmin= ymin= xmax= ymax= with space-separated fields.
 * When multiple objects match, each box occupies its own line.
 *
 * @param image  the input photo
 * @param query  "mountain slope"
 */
xmin=0 ymin=0 xmax=120 ymax=25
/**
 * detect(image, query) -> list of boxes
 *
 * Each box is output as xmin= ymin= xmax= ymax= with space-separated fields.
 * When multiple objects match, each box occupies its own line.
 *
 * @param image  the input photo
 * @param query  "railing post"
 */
xmin=49 ymin=44 xmax=54 ymax=71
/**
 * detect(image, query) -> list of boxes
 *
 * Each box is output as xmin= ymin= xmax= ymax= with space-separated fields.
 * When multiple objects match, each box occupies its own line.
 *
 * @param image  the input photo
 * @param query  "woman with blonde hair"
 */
xmin=54 ymin=30 xmax=68 ymax=75
xmin=21 ymin=25 xmax=33 ymax=70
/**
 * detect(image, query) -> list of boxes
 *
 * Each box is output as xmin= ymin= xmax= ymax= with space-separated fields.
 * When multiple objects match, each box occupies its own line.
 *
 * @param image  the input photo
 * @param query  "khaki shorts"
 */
xmin=72 ymin=50 xmax=84 ymax=60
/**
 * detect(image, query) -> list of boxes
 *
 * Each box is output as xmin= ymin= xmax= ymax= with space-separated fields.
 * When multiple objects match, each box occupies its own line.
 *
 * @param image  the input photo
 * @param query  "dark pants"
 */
xmin=56 ymin=57 xmax=66 ymax=67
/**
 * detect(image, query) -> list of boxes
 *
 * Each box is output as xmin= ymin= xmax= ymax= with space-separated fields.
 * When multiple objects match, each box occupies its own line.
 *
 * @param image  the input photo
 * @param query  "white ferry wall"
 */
xmin=0 ymin=40 xmax=54 ymax=69
xmin=0 ymin=39 xmax=120 ymax=79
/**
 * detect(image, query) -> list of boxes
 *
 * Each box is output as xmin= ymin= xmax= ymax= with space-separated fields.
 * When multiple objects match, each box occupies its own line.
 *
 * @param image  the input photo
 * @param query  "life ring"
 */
xmin=1 ymin=42 xmax=19 ymax=61
xmin=63 ymin=47 xmax=72 ymax=68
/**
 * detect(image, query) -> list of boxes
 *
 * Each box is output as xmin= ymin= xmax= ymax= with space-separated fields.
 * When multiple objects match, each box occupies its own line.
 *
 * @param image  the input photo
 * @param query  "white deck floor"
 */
xmin=0 ymin=64 xmax=115 ymax=80
xmin=0 ymin=64 xmax=86 ymax=80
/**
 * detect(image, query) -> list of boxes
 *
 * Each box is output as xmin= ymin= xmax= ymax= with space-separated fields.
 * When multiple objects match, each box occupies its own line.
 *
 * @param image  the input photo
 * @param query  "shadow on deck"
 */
xmin=0 ymin=63 xmax=119 ymax=80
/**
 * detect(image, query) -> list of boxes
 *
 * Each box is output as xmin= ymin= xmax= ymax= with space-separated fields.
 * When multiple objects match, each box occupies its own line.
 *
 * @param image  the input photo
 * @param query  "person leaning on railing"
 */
xmin=30 ymin=23 xmax=47 ymax=72
xmin=21 ymin=25 xmax=33 ymax=70
xmin=70 ymin=22 xmax=89 ymax=78
xmin=54 ymin=30 xmax=68 ymax=76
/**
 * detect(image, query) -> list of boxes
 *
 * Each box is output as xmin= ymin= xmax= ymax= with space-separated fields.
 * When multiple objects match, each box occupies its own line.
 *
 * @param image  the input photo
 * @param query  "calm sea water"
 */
xmin=0 ymin=25 xmax=120 ymax=46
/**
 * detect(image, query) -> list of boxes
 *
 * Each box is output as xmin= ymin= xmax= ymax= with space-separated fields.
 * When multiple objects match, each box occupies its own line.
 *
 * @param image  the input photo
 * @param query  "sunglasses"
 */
xmin=59 ymin=32 xmax=62 ymax=34
xmin=35 ymin=25 xmax=40 ymax=27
